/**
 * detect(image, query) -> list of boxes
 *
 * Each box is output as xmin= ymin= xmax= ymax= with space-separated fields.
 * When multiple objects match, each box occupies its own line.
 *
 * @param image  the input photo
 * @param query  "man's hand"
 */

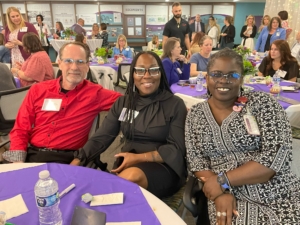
xmin=70 ymin=158 xmax=80 ymax=166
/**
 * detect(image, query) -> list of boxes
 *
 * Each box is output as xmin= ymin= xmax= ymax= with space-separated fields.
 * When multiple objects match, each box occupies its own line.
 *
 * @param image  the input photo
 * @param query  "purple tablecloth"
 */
xmin=90 ymin=59 xmax=132 ymax=72
xmin=171 ymin=81 xmax=300 ymax=110
xmin=0 ymin=163 xmax=160 ymax=225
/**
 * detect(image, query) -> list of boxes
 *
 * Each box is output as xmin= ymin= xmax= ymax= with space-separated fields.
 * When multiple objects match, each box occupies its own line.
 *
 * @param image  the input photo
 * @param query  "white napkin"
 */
xmin=0 ymin=194 xmax=29 ymax=220
xmin=281 ymin=86 xmax=295 ymax=91
xmin=90 ymin=193 xmax=124 ymax=206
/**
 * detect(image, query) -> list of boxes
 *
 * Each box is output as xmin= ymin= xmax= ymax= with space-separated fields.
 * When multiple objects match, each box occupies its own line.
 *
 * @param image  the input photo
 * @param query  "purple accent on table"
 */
xmin=0 ymin=164 xmax=161 ymax=225
xmin=171 ymin=81 xmax=300 ymax=110
xmin=14 ymin=77 xmax=21 ymax=88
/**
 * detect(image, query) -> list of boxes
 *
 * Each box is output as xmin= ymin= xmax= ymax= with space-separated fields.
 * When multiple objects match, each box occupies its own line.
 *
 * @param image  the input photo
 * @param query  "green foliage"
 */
xmin=95 ymin=47 xmax=113 ymax=58
xmin=64 ymin=28 xmax=76 ymax=37
xmin=233 ymin=45 xmax=257 ymax=75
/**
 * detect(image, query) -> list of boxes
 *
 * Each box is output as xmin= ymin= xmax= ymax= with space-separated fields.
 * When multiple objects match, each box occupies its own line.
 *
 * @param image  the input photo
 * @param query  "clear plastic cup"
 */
xmin=0 ymin=211 xmax=6 ymax=225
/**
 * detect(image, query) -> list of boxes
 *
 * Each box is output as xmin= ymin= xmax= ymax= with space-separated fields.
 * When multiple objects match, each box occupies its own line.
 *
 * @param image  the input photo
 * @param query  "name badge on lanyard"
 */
xmin=243 ymin=107 xmax=260 ymax=135
xmin=42 ymin=99 xmax=62 ymax=111
xmin=118 ymin=108 xmax=139 ymax=123
xmin=20 ymin=27 xmax=28 ymax=32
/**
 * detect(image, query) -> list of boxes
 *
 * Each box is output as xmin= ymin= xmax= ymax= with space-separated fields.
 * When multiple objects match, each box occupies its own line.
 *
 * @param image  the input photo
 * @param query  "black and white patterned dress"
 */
xmin=186 ymin=91 xmax=300 ymax=224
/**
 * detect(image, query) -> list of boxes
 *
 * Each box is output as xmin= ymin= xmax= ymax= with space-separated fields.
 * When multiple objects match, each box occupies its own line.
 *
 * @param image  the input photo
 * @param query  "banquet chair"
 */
xmin=114 ymin=63 xmax=131 ymax=94
xmin=174 ymin=93 xmax=206 ymax=109
xmin=91 ymin=67 xmax=115 ymax=90
xmin=52 ymin=64 xmax=60 ymax=78
xmin=0 ymin=86 xmax=31 ymax=148
xmin=142 ymin=46 xmax=147 ymax=51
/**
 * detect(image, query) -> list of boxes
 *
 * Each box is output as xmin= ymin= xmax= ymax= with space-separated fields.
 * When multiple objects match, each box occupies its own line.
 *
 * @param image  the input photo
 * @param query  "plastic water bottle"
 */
xmin=272 ymin=71 xmax=281 ymax=86
xmin=196 ymin=72 xmax=204 ymax=91
xmin=34 ymin=170 xmax=62 ymax=225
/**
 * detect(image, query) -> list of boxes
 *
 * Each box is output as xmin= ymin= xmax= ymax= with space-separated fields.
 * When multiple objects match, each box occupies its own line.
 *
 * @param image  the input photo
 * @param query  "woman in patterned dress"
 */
xmin=4 ymin=7 xmax=37 ymax=68
xmin=185 ymin=48 xmax=300 ymax=225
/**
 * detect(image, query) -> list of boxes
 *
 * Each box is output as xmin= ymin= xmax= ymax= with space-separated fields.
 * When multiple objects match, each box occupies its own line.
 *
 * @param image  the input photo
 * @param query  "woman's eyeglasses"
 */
xmin=208 ymin=71 xmax=241 ymax=83
xmin=134 ymin=67 xmax=160 ymax=76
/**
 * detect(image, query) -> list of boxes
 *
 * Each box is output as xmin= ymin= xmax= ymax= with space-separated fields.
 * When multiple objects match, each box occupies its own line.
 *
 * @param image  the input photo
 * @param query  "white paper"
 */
xmin=90 ymin=193 xmax=124 ymax=206
xmin=106 ymin=222 xmax=141 ymax=225
xmin=135 ymin=18 xmax=142 ymax=26
xmin=281 ymin=86 xmax=295 ymax=91
xmin=128 ymin=27 xmax=134 ymax=36
xmin=114 ymin=13 xmax=122 ymax=23
xmin=0 ymin=194 xmax=29 ymax=220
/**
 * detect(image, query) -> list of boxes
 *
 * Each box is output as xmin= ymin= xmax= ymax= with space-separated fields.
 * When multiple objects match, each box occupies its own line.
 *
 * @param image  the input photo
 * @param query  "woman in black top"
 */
xmin=71 ymin=51 xmax=187 ymax=198
xmin=258 ymin=39 xmax=299 ymax=81
xmin=219 ymin=15 xmax=235 ymax=49
xmin=99 ymin=23 xmax=109 ymax=48
xmin=240 ymin=15 xmax=257 ymax=50
xmin=53 ymin=21 xmax=64 ymax=39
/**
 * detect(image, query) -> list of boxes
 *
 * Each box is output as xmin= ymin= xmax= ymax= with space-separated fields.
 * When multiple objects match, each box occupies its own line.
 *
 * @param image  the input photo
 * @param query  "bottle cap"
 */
xmin=39 ymin=170 xmax=50 ymax=179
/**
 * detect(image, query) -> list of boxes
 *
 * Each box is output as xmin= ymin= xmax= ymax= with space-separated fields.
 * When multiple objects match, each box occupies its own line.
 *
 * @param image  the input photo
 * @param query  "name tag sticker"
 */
xmin=20 ymin=27 xmax=28 ymax=32
xmin=42 ymin=99 xmax=62 ymax=111
xmin=125 ymin=48 xmax=130 ymax=51
xmin=243 ymin=114 xmax=260 ymax=135
xmin=176 ymin=68 xmax=183 ymax=74
xmin=276 ymin=32 xmax=280 ymax=36
xmin=118 ymin=108 xmax=139 ymax=123
xmin=277 ymin=70 xmax=287 ymax=78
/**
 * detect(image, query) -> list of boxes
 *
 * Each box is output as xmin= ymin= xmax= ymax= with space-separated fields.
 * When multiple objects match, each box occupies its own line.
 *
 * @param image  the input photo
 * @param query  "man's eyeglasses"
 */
xmin=134 ymin=67 xmax=160 ymax=76
xmin=208 ymin=71 xmax=241 ymax=83
xmin=61 ymin=58 xmax=88 ymax=66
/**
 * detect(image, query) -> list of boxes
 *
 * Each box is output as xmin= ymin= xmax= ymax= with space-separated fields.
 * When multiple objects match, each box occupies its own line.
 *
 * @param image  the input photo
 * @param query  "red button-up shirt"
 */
xmin=9 ymin=78 xmax=121 ymax=151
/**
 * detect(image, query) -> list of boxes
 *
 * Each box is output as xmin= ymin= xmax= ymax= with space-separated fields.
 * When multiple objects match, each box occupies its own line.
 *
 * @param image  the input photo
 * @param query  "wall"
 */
xmin=234 ymin=3 xmax=266 ymax=45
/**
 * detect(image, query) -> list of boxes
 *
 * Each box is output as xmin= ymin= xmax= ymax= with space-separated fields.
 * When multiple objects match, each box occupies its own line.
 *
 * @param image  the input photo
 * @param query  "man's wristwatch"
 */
xmin=217 ymin=172 xmax=231 ymax=193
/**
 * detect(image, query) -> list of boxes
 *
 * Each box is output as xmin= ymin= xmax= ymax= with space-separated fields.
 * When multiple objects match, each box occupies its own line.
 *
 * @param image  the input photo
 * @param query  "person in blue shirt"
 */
xmin=161 ymin=37 xmax=190 ymax=86
xmin=0 ymin=33 xmax=11 ymax=63
xmin=253 ymin=17 xmax=286 ymax=54
xmin=112 ymin=34 xmax=133 ymax=59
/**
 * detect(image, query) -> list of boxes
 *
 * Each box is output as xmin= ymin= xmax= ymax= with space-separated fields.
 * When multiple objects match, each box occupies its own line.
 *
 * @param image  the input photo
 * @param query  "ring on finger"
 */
xmin=221 ymin=212 xmax=227 ymax=216
xmin=217 ymin=211 xmax=221 ymax=217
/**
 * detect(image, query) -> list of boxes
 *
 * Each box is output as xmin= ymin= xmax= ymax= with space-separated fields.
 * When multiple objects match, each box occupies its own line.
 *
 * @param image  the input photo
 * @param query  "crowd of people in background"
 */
xmin=0 ymin=3 xmax=300 ymax=224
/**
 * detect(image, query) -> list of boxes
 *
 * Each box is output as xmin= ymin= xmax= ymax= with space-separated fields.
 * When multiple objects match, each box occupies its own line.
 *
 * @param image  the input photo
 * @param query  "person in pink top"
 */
xmin=10 ymin=32 xmax=54 ymax=87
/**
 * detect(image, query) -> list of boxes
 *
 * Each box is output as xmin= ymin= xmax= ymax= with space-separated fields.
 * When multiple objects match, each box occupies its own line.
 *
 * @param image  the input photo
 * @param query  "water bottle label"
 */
xmin=36 ymin=192 xmax=59 ymax=207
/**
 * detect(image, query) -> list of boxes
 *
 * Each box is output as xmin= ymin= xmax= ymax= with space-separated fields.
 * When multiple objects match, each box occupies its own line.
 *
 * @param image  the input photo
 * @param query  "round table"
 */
xmin=0 ymin=163 xmax=186 ymax=225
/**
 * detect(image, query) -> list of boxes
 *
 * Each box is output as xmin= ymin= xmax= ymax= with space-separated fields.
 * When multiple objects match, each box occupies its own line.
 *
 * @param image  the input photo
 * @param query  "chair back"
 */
xmin=174 ymin=93 xmax=205 ymax=109
xmin=114 ymin=63 xmax=131 ymax=94
xmin=142 ymin=46 xmax=147 ymax=51
xmin=90 ymin=67 xmax=115 ymax=90
xmin=0 ymin=85 xmax=31 ymax=132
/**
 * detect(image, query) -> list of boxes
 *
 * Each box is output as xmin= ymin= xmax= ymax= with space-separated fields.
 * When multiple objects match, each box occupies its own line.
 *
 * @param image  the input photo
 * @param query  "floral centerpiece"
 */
xmin=63 ymin=28 xmax=76 ymax=39
xmin=95 ymin=47 xmax=113 ymax=64
xmin=233 ymin=45 xmax=257 ymax=75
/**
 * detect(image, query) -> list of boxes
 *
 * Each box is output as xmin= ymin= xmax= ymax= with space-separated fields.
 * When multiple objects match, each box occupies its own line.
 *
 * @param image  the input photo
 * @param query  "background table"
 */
xmin=171 ymin=81 xmax=300 ymax=128
xmin=0 ymin=163 xmax=186 ymax=225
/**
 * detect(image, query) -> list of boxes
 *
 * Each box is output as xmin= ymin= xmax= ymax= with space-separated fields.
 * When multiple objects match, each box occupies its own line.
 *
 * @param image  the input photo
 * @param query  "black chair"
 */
xmin=0 ymin=86 xmax=31 ymax=148
xmin=114 ymin=63 xmax=131 ymax=94
xmin=183 ymin=176 xmax=210 ymax=225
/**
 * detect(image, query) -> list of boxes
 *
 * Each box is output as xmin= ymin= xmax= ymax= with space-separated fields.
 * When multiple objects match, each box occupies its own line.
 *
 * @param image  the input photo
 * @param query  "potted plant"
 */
xmin=63 ymin=28 xmax=76 ymax=40
xmin=94 ymin=47 xmax=113 ymax=64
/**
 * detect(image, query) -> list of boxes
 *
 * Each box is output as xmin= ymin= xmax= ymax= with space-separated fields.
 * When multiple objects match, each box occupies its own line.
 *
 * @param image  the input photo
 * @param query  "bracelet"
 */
xmin=223 ymin=171 xmax=233 ymax=193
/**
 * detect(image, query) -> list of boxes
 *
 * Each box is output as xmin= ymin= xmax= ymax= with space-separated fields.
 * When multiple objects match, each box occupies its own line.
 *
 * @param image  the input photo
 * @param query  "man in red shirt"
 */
xmin=3 ymin=42 xmax=121 ymax=163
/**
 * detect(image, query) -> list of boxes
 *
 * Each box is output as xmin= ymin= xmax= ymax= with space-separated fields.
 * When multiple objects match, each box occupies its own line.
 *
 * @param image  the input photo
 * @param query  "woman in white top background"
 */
xmin=34 ymin=14 xmax=50 ymax=55
xmin=206 ymin=16 xmax=220 ymax=50
xmin=147 ymin=35 xmax=160 ymax=51
xmin=240 ymin=15 xmax=257 ymax=51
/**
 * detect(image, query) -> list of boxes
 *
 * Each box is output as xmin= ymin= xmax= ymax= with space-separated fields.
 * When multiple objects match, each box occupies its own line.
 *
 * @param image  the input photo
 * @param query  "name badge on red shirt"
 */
xmin=42 ymin=99 xmax=62 ymax=111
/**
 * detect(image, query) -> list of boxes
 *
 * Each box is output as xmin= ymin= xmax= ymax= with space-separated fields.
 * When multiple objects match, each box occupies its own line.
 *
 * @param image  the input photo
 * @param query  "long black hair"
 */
xmin=123 ymin=51 xmax=172 ymax=140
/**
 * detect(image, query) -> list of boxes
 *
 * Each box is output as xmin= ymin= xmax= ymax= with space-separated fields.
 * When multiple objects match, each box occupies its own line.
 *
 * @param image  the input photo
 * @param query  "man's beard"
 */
xmin=174 ymin=14 xmax=181 ymax=19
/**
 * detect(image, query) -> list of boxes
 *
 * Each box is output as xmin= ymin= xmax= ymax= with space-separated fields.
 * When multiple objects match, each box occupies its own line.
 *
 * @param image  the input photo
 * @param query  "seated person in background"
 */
xmin=91 ymin=23 xmax=100 ymax=39
xmin=147 ymin=35 xmax=160 ymax=51
xmin=278 ymin=10 xmax=292 ymax=39
xmin=53 ymin=21 xmax=64 ymax=39
xmin=71 ymin=18 xmax=86 ymax=36
xmin=190 ymin=32 xmax=205 ymax=55
xmin=75 ymin=33 xmax=87 ymax=44
xmin=3 ymin=42 xmax=121 ymax=163
xmin=161 ymin=37 xmax=190 ymax=86
xmin=186 ymin=48 xmax=300 ymax=225
xmin=10 ymin=32 xmax=54 ymax=87
xmin=291 ymin=31 xmax=300 ymax=64
xmin=0 ymin=33 xmax=11 ymax=63
xmin=0 ymin=62 xmax=16 ymax=91
xmin=99 ymin=23 xmax=109 ymax=48
xmin=190 ymin=35 xmax=213 ymax=77
xmin=112 ymin=34 xmax=133 ymax=59
xmin=71 ymin=51 xmax=187 ymax=198
xmin=257 ymin=39 xmax=298 ymax=81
